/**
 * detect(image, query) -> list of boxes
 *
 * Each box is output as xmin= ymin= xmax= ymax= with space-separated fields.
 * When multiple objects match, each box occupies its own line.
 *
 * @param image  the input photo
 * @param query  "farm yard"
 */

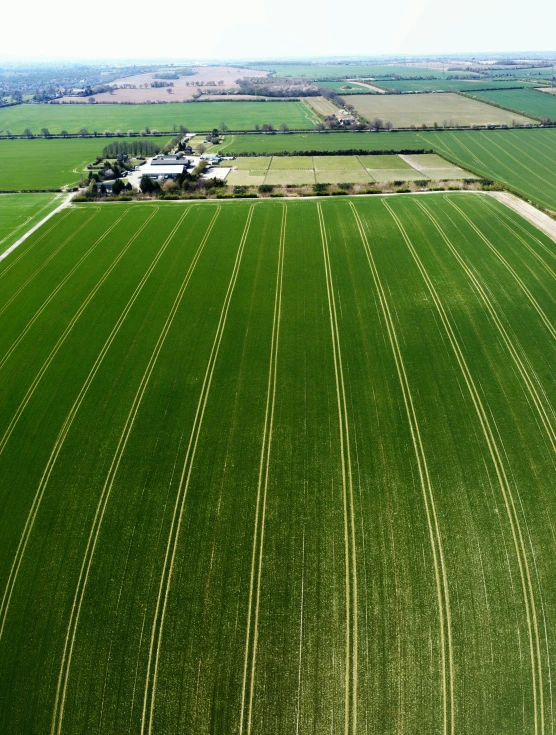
xmin=0 ymin=137 xmax=172 ymax=191
xmin=0 ymin=100 xmax=319 ymax=136
xmin=347 ymin=92 xmax=534 ymax=127
xmin=471 ymin=87 xmax=556 ymax=120
xmin=0 ymin=195 xmax=554 ymax=735
xmin=226 ymin=154 xmax=476 ymax=186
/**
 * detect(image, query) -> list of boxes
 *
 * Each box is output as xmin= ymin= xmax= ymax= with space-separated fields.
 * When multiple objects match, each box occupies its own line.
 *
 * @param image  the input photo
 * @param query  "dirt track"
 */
xmin=487 ymin=191 xmax=556 ymax=242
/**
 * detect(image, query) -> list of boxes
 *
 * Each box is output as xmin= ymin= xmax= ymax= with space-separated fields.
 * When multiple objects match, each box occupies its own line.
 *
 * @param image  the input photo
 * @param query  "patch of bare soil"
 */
xmin=59 ymin=66 xmax=269 ymax=104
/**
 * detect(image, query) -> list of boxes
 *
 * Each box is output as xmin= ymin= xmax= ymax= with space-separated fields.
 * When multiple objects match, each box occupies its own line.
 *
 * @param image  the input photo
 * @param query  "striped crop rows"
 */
xmin=0 ymin=195 xmax=554 ymax=734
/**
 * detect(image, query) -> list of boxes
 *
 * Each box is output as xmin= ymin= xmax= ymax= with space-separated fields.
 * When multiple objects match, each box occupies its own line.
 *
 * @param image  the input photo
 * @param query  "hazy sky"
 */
xmin=2 ymin=0 xmax=555 ymax=61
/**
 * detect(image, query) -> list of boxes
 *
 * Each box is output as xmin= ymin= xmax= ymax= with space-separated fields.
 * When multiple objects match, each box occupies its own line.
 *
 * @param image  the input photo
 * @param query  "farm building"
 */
xmin=150 ymin=153 xmax=189 ymax=166
xmin=140 ymin=163 xmax=185 ymax=179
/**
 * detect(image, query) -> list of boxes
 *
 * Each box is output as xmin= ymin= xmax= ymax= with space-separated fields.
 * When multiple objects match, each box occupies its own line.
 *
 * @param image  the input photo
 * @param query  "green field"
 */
xmin=348 ymin=92 xmax=534 ymax=127
xmin=218 ymin=128 xmax=556 ymax=211
xmin=249 ymin=64 xmax=461 ymax=79
xmin=0 ymin=195 xmax=554 ymax=734
xmin=0 ymin=137 xmax=171 ymax=191
xmin=227 ymin=154 xmax=475 ymax=186
xmin=510 ymin=66 xmax=556 ymax=79
xmin=0 ymin=193 xmax=63 ymax=251
xmin=471 ymin=87 xmax=556 ymax=120
xmin=216 ymin=131 xmax=427 ymax=154
xmin=376 ymin=80 xmax=534 ymax=93
xmin=423 ymin=128 xmax=556 ymax=212
xmin=0 ymin=101 xmax=318 ymax=136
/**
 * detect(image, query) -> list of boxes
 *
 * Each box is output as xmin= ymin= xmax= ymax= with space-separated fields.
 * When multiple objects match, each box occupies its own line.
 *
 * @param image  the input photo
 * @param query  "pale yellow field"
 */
xmin=348 ymin=93 xmax=534 ymax=128
xmin=304 ymin=96 xmax=340 ymax=118
xmin=59 ymin=66 xmax=269 ymax=104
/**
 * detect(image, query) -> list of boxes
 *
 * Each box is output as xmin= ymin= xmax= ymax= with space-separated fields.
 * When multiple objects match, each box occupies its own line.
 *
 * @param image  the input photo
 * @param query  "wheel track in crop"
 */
xmin=446 ymin=197 xmax=556 ymax=341
xmin=318 ymin=202 xmax=358 ymax=735
xmin=0 ymin=207 xmax=161 ymax=644
xmin=0 ymin=209 xmax=98 ymax=318
xmin=141 ymin=205 xmax=256 ymax=735
xmin=0 ymin=194 xmax=62 ymax=246
xmin=384 ymin=198 xmax=545 ymax=735
xmin=479 ymin=198 xmax=556 ymax=273
xmin=239 ymin=205 xmax=286 ymax=735
xmin=484 ymin=133 xmax=556 ymax=195
xmin=0 ymin=209 xmax=72 ymax=280
xmin=474 ymin=132 xmax=556 ymax=200
xmin=0 ymin=209 xmax=157 ymax=458
xmin=350 ymin=200 xmax=454 ymax=735
xmin=50 ymin=205 xmax=217 ymax=735
xmin=0 ymin=209 xmax=130 ymax=374
xmin=415 ymin=198 xmax=556 ymax=453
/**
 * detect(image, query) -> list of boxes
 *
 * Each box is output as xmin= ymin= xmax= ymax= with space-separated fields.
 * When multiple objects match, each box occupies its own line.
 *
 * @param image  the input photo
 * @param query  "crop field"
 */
xmin=248 ymin=64 xmax=461 ymax=79
xmin=348 ymin=93 xmax=534 ymax=127
xmin=376 ymin=80 xmax=535 ymax=92
xmin=512 ymin=66 xmax=556 ymax=79
xmin=471 ymin=88 xmax=556 ymax=120
xmin=424 ymin=128 xmax=556 ymax=212
xmin=0 ymin=195 xmax=554 ymax=734
xmin=0 ymin=137 xmax=171 ymax=191
xmin=0 ymin=193 xmax=63 ymax=251
xmin=304 ymin=95 xmax=341 ymax=117
xmin=215 ymin=131 xmax=428 ymax=155
xmin=226 ymin=154 xmax=477 ymax=186
xmin=0 ymin=101 xmax=318 ymax=136
xmin=218 ymin=128 xmax=556 ymax=211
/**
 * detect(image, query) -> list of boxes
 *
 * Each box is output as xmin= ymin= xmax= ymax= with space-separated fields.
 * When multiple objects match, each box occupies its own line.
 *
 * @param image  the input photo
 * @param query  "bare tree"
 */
xmin=196 ymin=143 xmax=206 ymax=155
